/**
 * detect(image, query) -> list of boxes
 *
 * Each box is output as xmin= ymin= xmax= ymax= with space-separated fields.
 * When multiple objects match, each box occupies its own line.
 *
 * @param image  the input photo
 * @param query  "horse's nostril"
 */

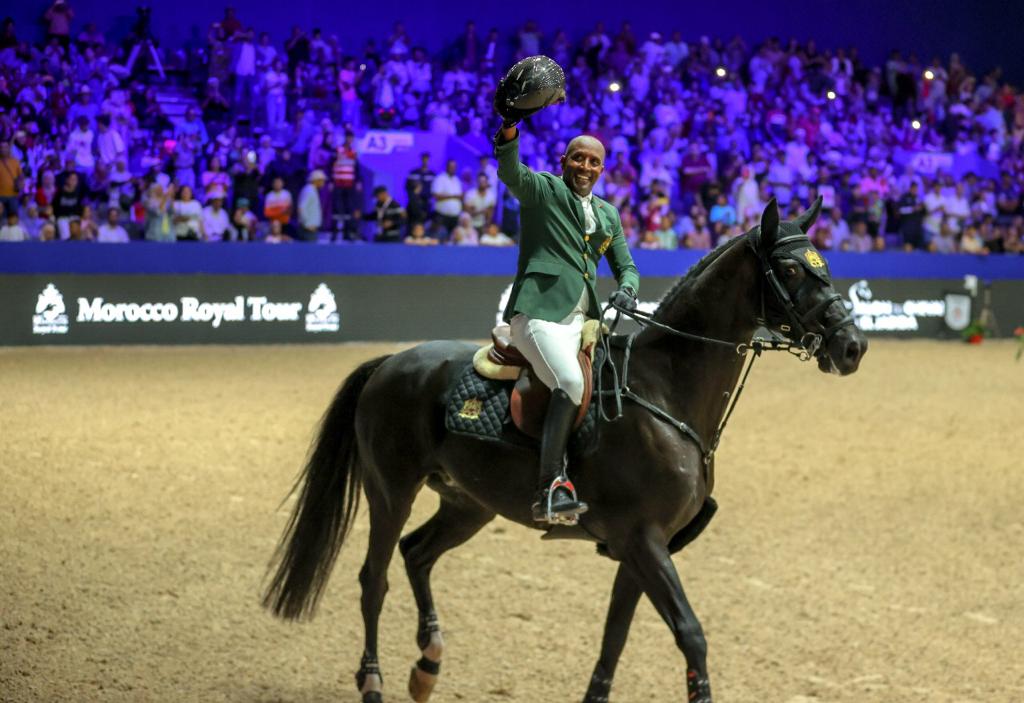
xmin=844 ymin=340 xmax=860 ymax=361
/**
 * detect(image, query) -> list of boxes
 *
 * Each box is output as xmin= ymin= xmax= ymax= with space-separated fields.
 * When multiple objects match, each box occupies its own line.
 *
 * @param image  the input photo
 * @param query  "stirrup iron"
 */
xmin=543 ymin=472 xmax=588 ymax=526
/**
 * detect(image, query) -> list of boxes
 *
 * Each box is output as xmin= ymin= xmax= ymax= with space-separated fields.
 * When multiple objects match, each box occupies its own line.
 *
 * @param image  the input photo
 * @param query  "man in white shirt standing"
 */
xmin=941 ymin=182 xmax=971 ymax=235
xmin=431 ymin=159 xmax=463 ymax=239
xmin=922 ymin=180 xmax=945 ymax=241
xmin=264 ymin=59 xmax=289 ymax=132
xmin=297 ymin=170 xmax=325 ymax=242
xmin=639 ymin=32 xmax=665 ymax=69
xmin=463 ymin=173 xmax=495 ymax=230
xmin=233 ymin=27 xmax=258 ymax=118
xmin=766 ymin=150 xmax=794 ymax=207
xmin=96 ymin=207 xmax=130 ymax=243
xmin=96 ymin=114 xmax=126 ymax=168
xmin=67 ymin=117 xmax=95 ymax=174
xmin=827 ymin=208 xmax=851 ymax=251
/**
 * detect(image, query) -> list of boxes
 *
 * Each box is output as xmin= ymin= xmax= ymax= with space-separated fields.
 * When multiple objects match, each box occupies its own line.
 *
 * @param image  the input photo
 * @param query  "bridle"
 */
xmin=750 ymin=231 xmax=856 ymax=362
xmin=596 ymin=232 xmax=856 ymax=466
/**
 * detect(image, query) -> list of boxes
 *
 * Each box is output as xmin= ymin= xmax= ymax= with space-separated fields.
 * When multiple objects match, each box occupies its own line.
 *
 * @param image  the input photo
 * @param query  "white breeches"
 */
xmin=509 ymin=291 xmax=587 ymax=405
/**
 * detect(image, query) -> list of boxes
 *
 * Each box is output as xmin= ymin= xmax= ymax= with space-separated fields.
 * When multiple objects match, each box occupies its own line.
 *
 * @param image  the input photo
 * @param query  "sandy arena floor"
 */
xmin=1 ymin=340 xmax=1021 ymax=703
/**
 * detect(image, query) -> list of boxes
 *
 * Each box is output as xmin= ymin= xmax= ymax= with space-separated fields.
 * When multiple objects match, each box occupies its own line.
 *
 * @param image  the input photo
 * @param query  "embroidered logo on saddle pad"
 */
xmin=445 ymin=361 xmax=600 ymax=457
xmin=458 ymin=398 xmax=483 ymax=420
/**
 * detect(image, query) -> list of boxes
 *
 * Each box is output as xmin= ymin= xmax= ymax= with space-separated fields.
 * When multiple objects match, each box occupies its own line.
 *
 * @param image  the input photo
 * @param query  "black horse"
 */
xmin=263 ymin=198 xmax=867 ymax=703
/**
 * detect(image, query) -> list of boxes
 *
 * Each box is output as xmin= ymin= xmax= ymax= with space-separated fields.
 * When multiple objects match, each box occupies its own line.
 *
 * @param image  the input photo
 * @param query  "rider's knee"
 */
xmin=556 ymin=372 xmax=585 ymax=406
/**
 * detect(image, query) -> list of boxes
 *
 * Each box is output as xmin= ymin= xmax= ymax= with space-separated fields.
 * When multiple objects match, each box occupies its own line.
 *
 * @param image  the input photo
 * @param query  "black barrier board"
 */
xmin=0 ymin=275 xmax=1018 ymax=345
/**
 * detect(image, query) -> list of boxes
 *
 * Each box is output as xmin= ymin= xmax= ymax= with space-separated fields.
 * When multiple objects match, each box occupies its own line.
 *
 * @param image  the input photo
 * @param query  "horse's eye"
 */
xmin=783 ymin=264 xmax=799 ymax=278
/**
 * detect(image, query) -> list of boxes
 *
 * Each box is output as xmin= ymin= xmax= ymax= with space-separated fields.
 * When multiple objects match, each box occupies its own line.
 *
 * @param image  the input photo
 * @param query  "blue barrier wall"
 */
xmin=1 ymin=243 xmax=1023 ymax=279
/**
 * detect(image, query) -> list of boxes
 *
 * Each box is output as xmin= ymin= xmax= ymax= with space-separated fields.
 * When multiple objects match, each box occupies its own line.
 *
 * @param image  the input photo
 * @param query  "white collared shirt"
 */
xmin=574 ymin=191 xmax=597 ymax=234
xmin=566 ymin=191 xmax=597 ymax=321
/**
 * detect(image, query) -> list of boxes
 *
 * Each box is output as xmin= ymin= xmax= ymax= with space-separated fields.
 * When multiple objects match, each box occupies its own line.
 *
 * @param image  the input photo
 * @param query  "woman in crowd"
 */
xmin=35 ymin=170 xmax=57 ymax=207
xmin=144 ymin=180 xmax=175 ymax=242
xmin=78 ymin=203 xmax=99 ymax=240
xmin=171 ymin=185 xmax=203 ymax=241
xmin=200 ymin=156 xmax=231 ymax=202
xmin=449 ymin=212 xmax=478 ymax=246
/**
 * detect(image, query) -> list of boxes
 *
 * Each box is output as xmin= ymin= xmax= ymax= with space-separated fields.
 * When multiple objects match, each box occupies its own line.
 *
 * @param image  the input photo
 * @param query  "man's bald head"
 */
xmin=565 ymin=135 xmax=606 ymax=160
xmin=560 ymin=135 xmax=606 ymax=197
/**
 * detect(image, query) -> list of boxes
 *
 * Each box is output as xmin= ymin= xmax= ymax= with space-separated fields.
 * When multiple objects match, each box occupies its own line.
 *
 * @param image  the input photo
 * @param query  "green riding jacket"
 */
xmin=495 ymin=133 xmax=640 ymax=323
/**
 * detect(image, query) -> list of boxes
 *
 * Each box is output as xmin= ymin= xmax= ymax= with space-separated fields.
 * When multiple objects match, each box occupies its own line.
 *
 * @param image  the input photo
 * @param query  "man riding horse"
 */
xmin=494 ymin=56 xmax=640 ymax=524
xmin=263 ymin=55 xmax=868 ymax=703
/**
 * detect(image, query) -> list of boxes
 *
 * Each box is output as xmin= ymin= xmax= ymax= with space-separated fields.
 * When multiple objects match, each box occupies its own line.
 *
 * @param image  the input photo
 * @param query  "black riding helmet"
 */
xmin=494 ymin=55 xmax=566 ymax=126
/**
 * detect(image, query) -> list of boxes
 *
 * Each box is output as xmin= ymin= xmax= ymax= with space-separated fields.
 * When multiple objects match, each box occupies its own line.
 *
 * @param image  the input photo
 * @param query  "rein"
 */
xmin=595 ymin=298 xmax=821 ymax=468
xmin=594 ymin=229 xmax=857 ymax=467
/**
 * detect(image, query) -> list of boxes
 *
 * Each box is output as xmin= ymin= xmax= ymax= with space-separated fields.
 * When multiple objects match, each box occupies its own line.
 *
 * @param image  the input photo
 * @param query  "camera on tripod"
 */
xmin=133 ymin=4 xmax=153 ymax=42
xmin=126 ymin=4 xmax=165 ymax=79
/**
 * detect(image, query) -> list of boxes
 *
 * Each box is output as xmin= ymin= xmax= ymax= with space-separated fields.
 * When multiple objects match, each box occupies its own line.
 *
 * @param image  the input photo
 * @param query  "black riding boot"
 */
xmin=531 ymin=389 xmax=588 ymax=524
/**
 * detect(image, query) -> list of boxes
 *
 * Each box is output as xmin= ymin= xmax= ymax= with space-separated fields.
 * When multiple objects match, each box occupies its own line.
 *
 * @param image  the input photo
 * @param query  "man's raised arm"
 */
xmin=494 ymin=124 xmax=542 ymax=207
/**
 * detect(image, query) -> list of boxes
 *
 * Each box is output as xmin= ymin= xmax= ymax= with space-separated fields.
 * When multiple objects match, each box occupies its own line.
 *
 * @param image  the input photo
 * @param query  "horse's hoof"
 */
xmin=362 ymin=693 xmax=383 ymax=703
xmin=583 ymin=672 xmax=612 ymax=702
xmin=408 ymin=665 xmax=437 ymax=702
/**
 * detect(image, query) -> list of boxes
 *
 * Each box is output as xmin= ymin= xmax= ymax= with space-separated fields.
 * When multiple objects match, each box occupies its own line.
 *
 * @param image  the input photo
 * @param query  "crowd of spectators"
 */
xmin=1 ymin=3 xmax=1023 ymax=254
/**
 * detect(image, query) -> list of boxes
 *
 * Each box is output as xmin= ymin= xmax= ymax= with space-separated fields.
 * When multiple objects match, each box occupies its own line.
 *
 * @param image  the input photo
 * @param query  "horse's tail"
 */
xmin=262 ymin=354 xmax=391 ymax=621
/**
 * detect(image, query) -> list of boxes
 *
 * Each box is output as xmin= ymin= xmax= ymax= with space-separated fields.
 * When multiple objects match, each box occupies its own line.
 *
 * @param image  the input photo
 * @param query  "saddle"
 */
xmin=472 ymin=319 xmax=602 ymax=439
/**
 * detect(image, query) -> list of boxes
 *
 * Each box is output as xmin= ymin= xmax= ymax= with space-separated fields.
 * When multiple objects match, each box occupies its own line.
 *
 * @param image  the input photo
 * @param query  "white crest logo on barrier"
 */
xmin=305 ymin=283 xmax=340 ymax=333
xmin=943 ymin=294 xmax=971 ymax=331
xmin=32 ymin=283 xmax=69 ymax=335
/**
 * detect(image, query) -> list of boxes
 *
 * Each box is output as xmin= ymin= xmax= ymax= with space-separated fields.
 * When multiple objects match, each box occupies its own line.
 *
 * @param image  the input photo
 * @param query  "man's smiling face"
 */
xmin=560 ymin=136 xmax=605 ymax=197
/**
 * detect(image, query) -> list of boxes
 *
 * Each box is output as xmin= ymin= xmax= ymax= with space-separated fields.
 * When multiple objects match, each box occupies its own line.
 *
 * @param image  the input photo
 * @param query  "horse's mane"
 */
xmin=654 ymin=231 xmax=752 ymax=318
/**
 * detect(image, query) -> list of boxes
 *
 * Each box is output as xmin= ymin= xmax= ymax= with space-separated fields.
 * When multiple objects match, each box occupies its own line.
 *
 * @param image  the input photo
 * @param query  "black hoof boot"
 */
xmin=687 ymin=669 xmax=712 ymax=702
xmin=356 ymin=655 xmax=383 ymax=703
xmin=583 ymin=672 xmax=612 ymax=702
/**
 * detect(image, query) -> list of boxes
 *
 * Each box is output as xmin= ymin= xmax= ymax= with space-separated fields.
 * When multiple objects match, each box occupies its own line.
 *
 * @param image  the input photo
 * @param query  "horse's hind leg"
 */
xmin=399 ymin=487 xmax=495 ymax=702
xmin=356 ymin=477 xmax=416 ymax=703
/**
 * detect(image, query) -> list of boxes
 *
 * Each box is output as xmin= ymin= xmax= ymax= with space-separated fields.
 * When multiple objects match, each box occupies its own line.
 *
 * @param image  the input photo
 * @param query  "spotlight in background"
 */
xmin=912 ymin=119 xmax=922 ymax=130
xmin=609 ymin=81 xmax=621 ymax=93
xmin=924 ymin=69 xmax=935 ymax=80
xmin=827 ymin=90 xmax=837 ymax=101
xmin=715 ymin=67 xmax=727 ymax=78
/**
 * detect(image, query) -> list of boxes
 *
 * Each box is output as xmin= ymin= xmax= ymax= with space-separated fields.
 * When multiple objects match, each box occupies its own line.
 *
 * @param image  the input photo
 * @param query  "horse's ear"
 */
xmin=792 ymin=195 xmax=824 ymax=234
xmin=759 ymin=198 xmax=780 ymax=251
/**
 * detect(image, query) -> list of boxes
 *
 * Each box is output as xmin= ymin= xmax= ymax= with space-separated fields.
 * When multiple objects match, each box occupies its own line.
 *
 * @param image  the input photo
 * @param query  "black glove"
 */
xmin=609 ymin=287 xmax=637 ymax=311
xmin=494 ymin=79 xmax=528 ymax=130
